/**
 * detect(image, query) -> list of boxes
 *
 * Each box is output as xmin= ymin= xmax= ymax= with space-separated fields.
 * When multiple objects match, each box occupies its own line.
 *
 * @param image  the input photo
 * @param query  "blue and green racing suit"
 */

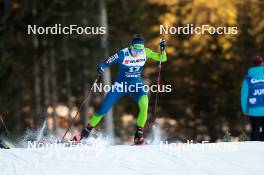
xmin=88 ymin=47 xmax=167 ymax=128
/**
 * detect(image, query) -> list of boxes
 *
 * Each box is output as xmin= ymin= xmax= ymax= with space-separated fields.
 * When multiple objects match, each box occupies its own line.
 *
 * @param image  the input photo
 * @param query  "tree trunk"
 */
xmin=50 ymin=47 xmax=58 ymax=135
xmin=65 ymin=61 xmax=72 ymax=120
xmin=33 ymin=36 xmax=41 ymax=128
xmin=99 ymin=0 xmax=114 ymax=140
xmin=0 ymin=0 xmax=11 ymax=60
xmin=63 ymin=39 xmax=72 ymax=121
xmin=14 ymin=80 xmax=22 ymax=131
xmin=42 ymin=40 xmax=50 ymax=132
xmin=32 ymin=1 xmax=42 ymax=129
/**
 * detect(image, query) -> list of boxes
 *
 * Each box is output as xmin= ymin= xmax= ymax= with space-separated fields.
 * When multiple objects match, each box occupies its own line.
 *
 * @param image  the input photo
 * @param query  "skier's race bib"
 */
xmin=119 ymin=48 xmax=147 ymax=78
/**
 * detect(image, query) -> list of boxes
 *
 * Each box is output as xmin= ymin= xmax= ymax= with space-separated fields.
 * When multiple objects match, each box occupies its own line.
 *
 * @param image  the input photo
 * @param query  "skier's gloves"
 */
xmin=97 ymin=67 xmax=104 ymax=75
xmin=160 ymin=39 xmax=167 ymax=51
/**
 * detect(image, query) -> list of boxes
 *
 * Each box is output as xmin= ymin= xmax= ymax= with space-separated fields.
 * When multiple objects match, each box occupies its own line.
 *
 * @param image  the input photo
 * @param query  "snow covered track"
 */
xmin=0 ymin=142 xmax=264 ymax=175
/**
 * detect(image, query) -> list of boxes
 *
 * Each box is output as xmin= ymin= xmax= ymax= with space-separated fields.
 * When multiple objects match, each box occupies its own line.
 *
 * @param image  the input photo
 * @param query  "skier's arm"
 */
xmin=241 ymin=79 xmax=249 ymax=115
xmin=98 ymin=51 xmax=124 ymax=69
xmin=145 ymin=48 xmax=167 ymax=62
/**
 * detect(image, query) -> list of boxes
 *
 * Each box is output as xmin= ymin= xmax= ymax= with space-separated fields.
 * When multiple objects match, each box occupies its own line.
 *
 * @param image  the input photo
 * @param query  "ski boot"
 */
xmin=134 ymin=126 xmax=144 ymax=145
xmin=72 ymin=125 xmax=93 ymax=143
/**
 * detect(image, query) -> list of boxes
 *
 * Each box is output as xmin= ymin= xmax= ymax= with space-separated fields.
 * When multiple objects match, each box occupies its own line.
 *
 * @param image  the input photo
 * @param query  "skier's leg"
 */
xmin=129 ymin=80 xmax=148 ymax=144
xmin=89 ymin=113 xmax=103 ymax=127
xmin=137 ymin=95 xmax=149 ymax=128
xmin=250 ymin=117 xmax=261 ymax=141
xmin=260 ymin=117 xmax=264 ymax=141
xmin=73 ymin=88 xmax=126 ymax=141
xmin=129 ymin=78 xmax=148 ymax=127
xmin=88 ymin=89 xmax=126 ymax=127
xmin=133 ymin=95 xmax=148 ymax=144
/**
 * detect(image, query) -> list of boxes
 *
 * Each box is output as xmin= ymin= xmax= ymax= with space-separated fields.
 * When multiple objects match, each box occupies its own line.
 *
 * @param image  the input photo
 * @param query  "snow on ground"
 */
xmin=0 ymin=141 xmax=264 ymax=175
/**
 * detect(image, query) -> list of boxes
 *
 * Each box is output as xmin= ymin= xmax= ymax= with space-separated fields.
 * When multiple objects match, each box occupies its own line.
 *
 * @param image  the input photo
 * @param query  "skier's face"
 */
xmin=131 ymin=44 xmax=144 ymax=57
xmin=131 ymin=49 xmax=144 ymax=57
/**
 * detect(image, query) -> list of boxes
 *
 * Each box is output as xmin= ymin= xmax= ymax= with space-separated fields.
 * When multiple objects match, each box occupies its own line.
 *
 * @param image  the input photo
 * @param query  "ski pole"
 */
xmin=61 ymin=75 xmax=101 ymax=140
xmin=0 ymin=115 xmax=11 ymax=137
xmin=153 ymin=40 xmax=164 ymax=126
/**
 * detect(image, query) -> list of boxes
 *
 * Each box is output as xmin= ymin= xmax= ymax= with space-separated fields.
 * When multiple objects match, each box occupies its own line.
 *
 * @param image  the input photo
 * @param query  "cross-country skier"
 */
xmin=72 ymin=34 xmax=167 ymax=144
xmin=241 ymin=55 xmax=264 ymax=141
